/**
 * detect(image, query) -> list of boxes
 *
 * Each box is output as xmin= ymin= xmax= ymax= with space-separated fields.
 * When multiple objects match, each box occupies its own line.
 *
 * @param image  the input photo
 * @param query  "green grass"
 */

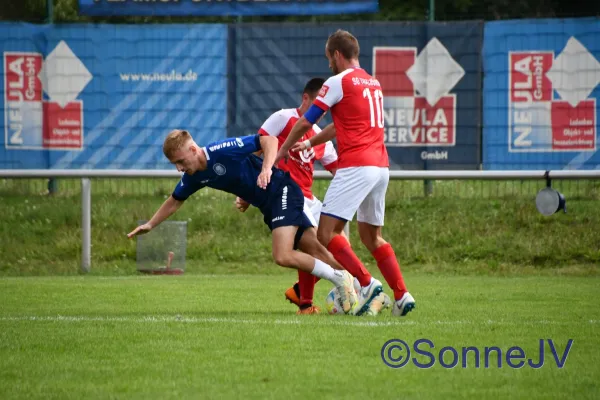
xmin=0 ymin=273 xmax=599 ymax=399
xmin=0 ymin=180 xmax=598 ymax=275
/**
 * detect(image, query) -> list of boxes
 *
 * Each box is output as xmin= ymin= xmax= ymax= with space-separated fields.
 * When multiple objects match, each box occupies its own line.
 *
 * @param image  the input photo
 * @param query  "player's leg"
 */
xmin=297 ymin=227 xmax=347 ymax=271
xmin=284 ymin=197 xmax=320 ymax=310
xmin=295 ymin=226 xmax=339 ymax=313
xmin=356 ymin=167 xmax=415 ymax=317
xmin=271 ymin=226 xmax=354 ymax=313
xmin=318 ymin=167 xmax=383 ymax=315
xmin=269 ymin=180 xmax=355 ymax=313
xmin=284 ymin=195 xmax=343 ymax=310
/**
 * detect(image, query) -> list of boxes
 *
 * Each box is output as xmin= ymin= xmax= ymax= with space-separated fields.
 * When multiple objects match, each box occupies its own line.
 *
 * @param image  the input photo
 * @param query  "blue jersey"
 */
xmin=171 ymin=134 xmax=288 ymax=210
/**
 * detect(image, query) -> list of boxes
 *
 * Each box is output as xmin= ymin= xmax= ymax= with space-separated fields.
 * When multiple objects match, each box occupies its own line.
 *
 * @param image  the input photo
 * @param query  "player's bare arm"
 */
xmin=127 ymin=195 xmax=184 ymax=238
xmin=291 ymin=123 xmax=336 ymax=153
xmin=276 ymin=116 xmax=313 ymax=163
xmin=257 ymin=135 xmax=278 ymax=189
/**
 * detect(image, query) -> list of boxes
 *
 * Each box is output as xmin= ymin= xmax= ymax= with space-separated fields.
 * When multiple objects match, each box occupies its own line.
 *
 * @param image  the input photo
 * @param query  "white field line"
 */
xmin=0 ymin=315 xmax=597 ymax=328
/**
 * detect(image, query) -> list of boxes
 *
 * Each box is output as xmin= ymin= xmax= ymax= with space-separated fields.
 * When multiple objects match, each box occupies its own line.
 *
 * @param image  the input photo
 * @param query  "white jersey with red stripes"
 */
xmin=313 ymin=67 xmax=389 ymax=169
xmin=258 ymin=108 xmax=338 ymax=199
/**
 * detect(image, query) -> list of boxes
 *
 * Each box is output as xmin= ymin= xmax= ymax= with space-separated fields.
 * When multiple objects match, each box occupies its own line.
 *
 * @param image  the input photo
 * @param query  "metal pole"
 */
xmin=46 ymin=0 xmax=53 ymax=23
xmin=46 ymin=0 xmax=58 ymax=195
xmin=423 ymin=0 xmax=435 ymax=197
xmin=429 ymin=0 xmax=435 ymax=21
xmin=81 ymin=178 xmax=91 ymax=273
xmin=1 ymin=169 xmax=599 ymax=179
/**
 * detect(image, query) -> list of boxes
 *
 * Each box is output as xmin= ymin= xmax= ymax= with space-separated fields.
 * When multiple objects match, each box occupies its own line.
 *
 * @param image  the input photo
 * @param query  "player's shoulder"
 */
xmin=205 ymin=135 xmax=256 ymax=155
xmin=261 ymin=108 xmax=298 ymax=136
xmin=270 ymin=108 xmax=298 ymax=120
xmin=263 ymin=108 xmax=298 ymax=127
xmin=324 ymin=69 xmax=355 ymax=86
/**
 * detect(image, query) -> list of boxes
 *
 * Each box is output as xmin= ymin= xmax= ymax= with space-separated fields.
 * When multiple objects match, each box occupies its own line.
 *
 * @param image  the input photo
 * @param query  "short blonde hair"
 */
xmin=163 ymin=129 xmax=191 ymax=158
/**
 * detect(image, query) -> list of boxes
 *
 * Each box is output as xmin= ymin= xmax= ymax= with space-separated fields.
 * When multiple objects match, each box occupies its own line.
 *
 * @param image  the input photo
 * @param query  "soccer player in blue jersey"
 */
xmin=127 ymin=129 xmax=356 ymax=314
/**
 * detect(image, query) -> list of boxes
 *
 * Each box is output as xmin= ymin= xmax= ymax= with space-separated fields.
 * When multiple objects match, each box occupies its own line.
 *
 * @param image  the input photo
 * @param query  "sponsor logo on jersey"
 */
xmin=318 ymin=85 xmax=329 ymax=98
xmin=208 ymin=139 xmax=238 ymax=152
xmin=299 ymin=147 xmax=316 ymax=163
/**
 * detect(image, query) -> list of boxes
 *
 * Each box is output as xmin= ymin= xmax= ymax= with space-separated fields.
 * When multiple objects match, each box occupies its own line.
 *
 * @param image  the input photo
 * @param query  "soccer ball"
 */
xmin=325 ymin=287 xmax=345 ymax=315
xmin=325 ymin=286 xmax=393 ymax=315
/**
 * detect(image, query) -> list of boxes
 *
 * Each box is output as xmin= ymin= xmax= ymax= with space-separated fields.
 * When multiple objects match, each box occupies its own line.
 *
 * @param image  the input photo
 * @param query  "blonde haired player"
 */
xmin=128 ymin=130 xmax=357 ymax=314
xmin=236 ymin=78 xmax=339 ymax=314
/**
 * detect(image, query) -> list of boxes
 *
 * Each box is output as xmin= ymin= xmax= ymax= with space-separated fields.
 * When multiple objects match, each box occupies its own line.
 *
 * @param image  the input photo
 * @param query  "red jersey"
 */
xmin=313 ymin=68 xmax=389 ymax=169
xmin=258 ymin=108 xmax=338 ymax=199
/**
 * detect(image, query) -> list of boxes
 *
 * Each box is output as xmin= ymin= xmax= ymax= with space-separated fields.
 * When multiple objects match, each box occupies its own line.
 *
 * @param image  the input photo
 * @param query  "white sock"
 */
xmin=311 ymin=259 xmax=344 ymax=286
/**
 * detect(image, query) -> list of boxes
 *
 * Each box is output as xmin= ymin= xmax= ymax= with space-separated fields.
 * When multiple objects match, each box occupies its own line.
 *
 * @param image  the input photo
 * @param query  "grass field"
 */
xmin=1 ymin=273 xmax=599 ymax=399
xmin=0 ymin=178 xmax=599 ymax=398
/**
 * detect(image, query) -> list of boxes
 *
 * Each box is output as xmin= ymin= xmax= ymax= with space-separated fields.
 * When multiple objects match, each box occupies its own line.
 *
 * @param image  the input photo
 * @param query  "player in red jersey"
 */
xmin=277 ymin=30 xmax=416 ymax=317
xmin=236 ymin=78 xmax=340 ymax=315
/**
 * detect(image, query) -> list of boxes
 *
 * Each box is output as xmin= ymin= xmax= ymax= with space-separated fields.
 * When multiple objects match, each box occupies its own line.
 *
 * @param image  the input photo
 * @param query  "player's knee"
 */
xmin=361 ymin=236 xmax=387 ymax=253
xmin=272 ymin=251 xmax=294 ymax=268
xmin=358 ymin=229 xmax=386 ymax=252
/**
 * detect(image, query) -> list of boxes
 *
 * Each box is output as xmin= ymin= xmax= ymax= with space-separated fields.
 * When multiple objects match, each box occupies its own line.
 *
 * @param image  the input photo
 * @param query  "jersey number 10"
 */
xmin=363 ymin=88 xmax=384 ymax=128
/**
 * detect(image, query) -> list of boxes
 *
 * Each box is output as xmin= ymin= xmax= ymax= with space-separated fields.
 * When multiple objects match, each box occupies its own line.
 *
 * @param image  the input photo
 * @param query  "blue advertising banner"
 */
xmin=483 ymin=18 xmax=600 ymax=170
xmin=0 ymin=23 xmax=227 ymax=169
xmin=79 ymin=0 xmax=379 ymax=17
xmin=229 ymin=22 xmax=483 ymax=170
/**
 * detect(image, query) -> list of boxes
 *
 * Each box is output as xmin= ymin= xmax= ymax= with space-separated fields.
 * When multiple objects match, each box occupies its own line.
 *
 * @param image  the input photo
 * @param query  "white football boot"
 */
xmin=353 ymin=277 xmax=384 ymax=316
xmin=334 ymin=270 xmax=358 ymax=314
xmin=392 ymin=292 xmax=416 ymax=317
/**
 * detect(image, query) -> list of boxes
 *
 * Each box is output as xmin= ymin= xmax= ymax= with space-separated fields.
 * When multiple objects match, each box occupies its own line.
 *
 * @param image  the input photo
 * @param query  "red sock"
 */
xmin=327 ymin=235 xmax=372 ymax=286
xmin=372 ymin=243 xmax=407 ymax=301
xmin=298 ymin=270 xmax=317 ymax=306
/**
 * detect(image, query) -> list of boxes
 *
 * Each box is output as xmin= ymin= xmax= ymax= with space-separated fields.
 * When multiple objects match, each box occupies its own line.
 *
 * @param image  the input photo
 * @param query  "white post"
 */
xmin=81 ymin=178 xmax=91 ymax=273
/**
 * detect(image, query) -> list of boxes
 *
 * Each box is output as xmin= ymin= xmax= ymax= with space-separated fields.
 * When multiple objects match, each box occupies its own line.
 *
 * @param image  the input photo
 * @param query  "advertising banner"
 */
xmin=483 ymin=18 xmax=600 ymax=170
xmin=78 ymin=0 xmax=378 ymax=17
xmin=230 ymin=22 xmax=483 ymax=169
xmin=0 ymin=23 xmax=227 ymax=169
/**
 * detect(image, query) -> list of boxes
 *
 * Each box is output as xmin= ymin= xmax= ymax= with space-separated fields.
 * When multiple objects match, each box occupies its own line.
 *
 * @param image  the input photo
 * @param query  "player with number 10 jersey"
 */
xmin=313 ymin=67 xmax=388 ymax=170
xmin=277 ymin=29 xmax=416 ymax=318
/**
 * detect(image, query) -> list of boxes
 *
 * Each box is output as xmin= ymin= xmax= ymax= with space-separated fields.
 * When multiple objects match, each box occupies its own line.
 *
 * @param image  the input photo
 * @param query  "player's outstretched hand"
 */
xmin=257 ymin=168 xmax=272 ymax=189
xmin=291 ymin=141 xmax=308 ymax=153
xmin=274 ymin=148 xmax=289 ymax=165
xmin=127 ymin=223 xmax=152 ymax=238
xmin=235 ymin=197 xmax=250 ymax=212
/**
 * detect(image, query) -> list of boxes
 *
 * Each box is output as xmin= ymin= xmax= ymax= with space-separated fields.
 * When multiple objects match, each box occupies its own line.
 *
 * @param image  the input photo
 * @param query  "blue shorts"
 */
xmin=261 ymin=176 xmax=313 ymax=249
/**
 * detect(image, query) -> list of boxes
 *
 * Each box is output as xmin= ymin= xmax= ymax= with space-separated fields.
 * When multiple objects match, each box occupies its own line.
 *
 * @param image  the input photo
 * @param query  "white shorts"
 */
xmin=321 ymin=166 xmax=389 ymax=226
xmin=303 ymin=195 xmax=323 ymax=227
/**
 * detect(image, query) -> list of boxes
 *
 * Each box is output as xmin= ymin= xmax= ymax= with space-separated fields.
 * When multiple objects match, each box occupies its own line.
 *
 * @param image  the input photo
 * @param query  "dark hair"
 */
xmin=326 ymin=29 xmax=360 ymax=60
xmin=303 ymin=77 xmax=325 ymax=97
